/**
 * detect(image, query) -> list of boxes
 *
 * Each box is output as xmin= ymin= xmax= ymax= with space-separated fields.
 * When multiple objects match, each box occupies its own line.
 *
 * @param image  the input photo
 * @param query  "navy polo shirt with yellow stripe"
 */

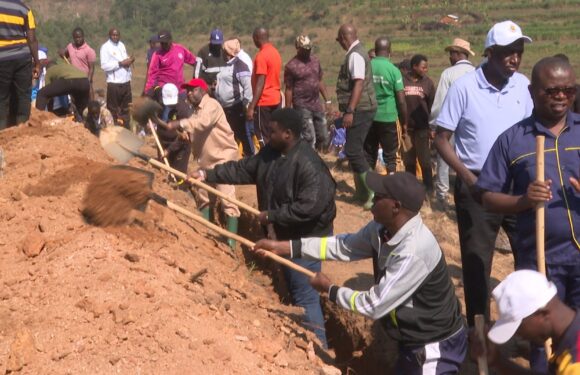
xmin=477 ymin=112 xmax=580 ymax=268
xmin=0 ymin=0 xmax=35 ymax=62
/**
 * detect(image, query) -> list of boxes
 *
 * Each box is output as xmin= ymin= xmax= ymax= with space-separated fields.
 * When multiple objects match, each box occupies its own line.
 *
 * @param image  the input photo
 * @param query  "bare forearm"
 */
xmin=482 ymin=192 xmax=533 ymax=214
xmin=395 ymin=91 xmax=408 ymax=125
xmin=434 ymin=129 xmax=476 ymax=184
xmin=284 ymin=87 xmax=293 ymax=109
xmin=250 ymin=75 xmax=266 ymax=108
xmin=348 ymin=80 xmax=363 ymax=110
xmin=319 ymin=81 xmax=329 ymax=102
xmin=494 ymin=356 xmax=538 ymax=375
xmin=26 ymin=30 xmax=39 ymax=64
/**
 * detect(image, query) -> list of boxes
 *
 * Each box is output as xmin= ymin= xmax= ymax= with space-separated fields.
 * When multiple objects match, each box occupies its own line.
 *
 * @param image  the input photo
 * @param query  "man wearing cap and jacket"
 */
xmin=255 ymin=172 xmax=466 ymax=373
xmin=195 ymin=28 xmax=228 ymax=89
xmin=470 ymin=270 xmax=580 ymax=374
xmin=434 ymin=20 xmax=534 ymax=328
xmin=155 ymin=78 xmax=241 ymax=245
xmin=145 ymin=30 xmax=197 ymax=95
xmin=284 ymin=35 xmax=332 ymax=151
xmin=429 ymin=38 xmax=475 ymax=209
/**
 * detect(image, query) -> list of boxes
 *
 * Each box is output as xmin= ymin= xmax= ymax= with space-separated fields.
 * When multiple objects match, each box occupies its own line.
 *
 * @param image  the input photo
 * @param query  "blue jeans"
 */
xmin=529 ymin=264 xmax=580 ymax=371
xmin=245 ymin=120 xmax=256 ymax=155
xmin=295 ymin=106 xmax=328 ymax=150
xmin=282 ymin=258 xmax=327 ymax=348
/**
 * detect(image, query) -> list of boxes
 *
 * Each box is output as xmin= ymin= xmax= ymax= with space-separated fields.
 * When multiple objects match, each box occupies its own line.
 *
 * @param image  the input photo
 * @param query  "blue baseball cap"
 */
xmin=210 ymin=28 xmax=224 ymax=45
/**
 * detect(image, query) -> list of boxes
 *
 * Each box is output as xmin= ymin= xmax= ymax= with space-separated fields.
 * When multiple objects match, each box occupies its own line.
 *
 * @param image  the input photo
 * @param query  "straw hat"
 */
xmin=444 ymin=38 xmax=475 ymax=56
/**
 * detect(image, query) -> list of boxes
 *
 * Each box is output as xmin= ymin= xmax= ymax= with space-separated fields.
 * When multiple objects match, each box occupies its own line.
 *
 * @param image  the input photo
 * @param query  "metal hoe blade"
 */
xmin=100 ymin=126 xmax=145 ymax=164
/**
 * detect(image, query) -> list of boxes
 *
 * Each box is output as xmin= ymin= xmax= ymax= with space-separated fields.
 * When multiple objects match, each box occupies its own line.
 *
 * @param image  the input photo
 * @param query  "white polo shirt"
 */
xmin=435 ymin=66 xmax=533 ymax=171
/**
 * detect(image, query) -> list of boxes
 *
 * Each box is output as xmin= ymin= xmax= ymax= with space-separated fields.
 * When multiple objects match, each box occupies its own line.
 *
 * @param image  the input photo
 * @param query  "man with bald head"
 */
xmin=477 ymin=57 xmax=579 ymax=370
xmin=335 ymin=24 xmax=377 ymax=208
xmin=364 ymin=37 xmax=407 ymax=185
xmin=100 ymin=28 xmax=134 ymax=127
xmin=247 ymin=27 xmax=282 ymax=147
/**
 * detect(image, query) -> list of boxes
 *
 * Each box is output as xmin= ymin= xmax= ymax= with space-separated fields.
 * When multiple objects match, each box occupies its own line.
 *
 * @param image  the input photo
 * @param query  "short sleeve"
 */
xmin=476 ymin=131 xmax=513 ymax=193
xmin=26 ymin=9 xmax=35 ymax=29
xmin=435 ymin=81 xmax=465 ymax=132
xmin=348 ymin=52 xmax=365 ymax=80
xmin=254 ymin=52 xmax=268 ymax=76
xmin=87 ymin=47 xmax=97 ymax=63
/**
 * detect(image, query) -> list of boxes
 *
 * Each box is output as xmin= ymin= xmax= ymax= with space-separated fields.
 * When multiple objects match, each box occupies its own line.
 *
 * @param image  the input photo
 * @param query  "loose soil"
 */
xmin=0 ymin=109 xmax=515 ymax=374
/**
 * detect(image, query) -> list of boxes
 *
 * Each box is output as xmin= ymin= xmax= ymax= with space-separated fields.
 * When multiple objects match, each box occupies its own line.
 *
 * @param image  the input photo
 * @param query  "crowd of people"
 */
xmin=2 ymin=0 xmax=580 ymax=373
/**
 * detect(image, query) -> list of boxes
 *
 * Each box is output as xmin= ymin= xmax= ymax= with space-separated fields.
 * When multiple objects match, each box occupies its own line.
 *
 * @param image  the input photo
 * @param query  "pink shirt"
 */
xmin=66 ymin=42 xmax=96 ymax=76
xmin=145 ymin=43 xmax=196 ymax=92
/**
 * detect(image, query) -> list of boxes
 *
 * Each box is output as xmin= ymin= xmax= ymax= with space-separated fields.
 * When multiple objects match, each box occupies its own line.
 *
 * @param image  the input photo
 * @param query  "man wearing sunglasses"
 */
xmin=476 ymin=56 xmax=579 ymax=371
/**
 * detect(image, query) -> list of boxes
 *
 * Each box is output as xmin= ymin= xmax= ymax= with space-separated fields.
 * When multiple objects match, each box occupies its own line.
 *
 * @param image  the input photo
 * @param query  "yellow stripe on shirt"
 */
xmin=0 ymin=13 xmax=25 ymax=26
xmin=27 ymin=10 xmax=35 ymax=29
xmin=319 ymin=237 xmax=328 ymax=261
xmin=349 ymin=291 xmax=359 ymax=313
xmin=0 ymin=38 xmax=27 ymax=48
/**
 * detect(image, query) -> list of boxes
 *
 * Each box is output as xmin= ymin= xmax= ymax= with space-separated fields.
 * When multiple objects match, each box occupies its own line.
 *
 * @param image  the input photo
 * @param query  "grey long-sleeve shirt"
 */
xmin=215 ymin=56 xmax=253 ymax=108
xmin=290 ymin=214 xmax=464 ymax=345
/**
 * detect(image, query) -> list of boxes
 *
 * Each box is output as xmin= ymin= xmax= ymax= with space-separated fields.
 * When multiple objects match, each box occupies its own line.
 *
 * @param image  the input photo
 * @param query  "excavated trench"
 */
xmin=237 ymin=212 xmax=395 ymax=374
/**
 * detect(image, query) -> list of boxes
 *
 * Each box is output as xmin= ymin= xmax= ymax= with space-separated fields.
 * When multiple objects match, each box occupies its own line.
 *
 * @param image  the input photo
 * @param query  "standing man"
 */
xmin=364 ymin=36 xmax=408 ymax=178
xmin=402 ymin=54 xmax=436 ymax=191
xmin=192 ymin=108 xmax=336 ymax=349
xmin=156 ymin=79 xmax=240 ymax=245
xmin=434 ymin=20 xmax=533 ymax=327
xmin=145 ymin=30 xmax=197 ymax=96
xmin=335 ymin=24 xmax=377 ymax=208
xmin=476 ymin=57 xmax=579 ymax=370
xmin=61 ymin=27 xmax=96 ymax=94
xmin=254 ymin=172 xmax=466 ymax=372
xmin=196 ymin=28 xmax=227 ymax=88
xmin=246 ymin=27 xmax=282 ymax=146
xmin=100 ymin=28 xmax=134 ymax=128
xmin=430 ymin=38 xmax=475 ymax=209
xmin=284 ymin=35 xmax=332 ymax=150
xmin=0 ymin=0 xmax=40 ymax=129
xmin=216 ymin=39 xmax=254 ymax=157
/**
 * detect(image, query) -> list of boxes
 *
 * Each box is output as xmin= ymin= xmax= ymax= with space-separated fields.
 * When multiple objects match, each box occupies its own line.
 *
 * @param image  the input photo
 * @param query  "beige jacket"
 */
xmin=179 ymin=94 xmax=239 ymax=168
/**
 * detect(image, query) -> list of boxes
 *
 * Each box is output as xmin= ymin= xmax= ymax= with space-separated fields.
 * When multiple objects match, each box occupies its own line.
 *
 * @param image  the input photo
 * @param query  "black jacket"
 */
xmin=206 ymin=140 xmax=336 ymax=240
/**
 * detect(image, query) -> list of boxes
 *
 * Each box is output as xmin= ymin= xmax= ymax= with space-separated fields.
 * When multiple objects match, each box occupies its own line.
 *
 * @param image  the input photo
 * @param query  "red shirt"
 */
xmin=66 ymin=42 xmax=96 ymax=76
xmin=145 ymin=43 xmax=196 ymax=92
xmin=252 ymin=43 xmax=282 ymax=106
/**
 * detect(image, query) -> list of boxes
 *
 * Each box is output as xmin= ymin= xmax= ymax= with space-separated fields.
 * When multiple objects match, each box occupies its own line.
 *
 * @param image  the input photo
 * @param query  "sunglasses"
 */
xmin=543 ymin=86 xmax=577 ymax=98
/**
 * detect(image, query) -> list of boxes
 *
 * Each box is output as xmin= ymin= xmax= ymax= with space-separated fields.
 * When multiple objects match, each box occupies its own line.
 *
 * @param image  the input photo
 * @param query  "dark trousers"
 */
xmin=224 ymin=102 xmax=253 ymax=157
xmin=396 ymin=328 xmax=467 ymax=375
xmin=403 ymin=128 xmax=433 ymax=190
xmin=282 ymin=258 xmax=327 ymax=349
xmin=364 ymin=120 xmax=398 ymax=173
xmin=344 ymin=109 xmax=376 ymax=173
xmin=454 ymin=177 xmax=516 ymax=326
xmin=106 ymin=81 xmax=132 ymax=128
xmin=36 ymin=78 xmax=90 ymax=118
xmin=254 ymin=104 xmax=279 ymax=146
xmin=0 ymin=57 xmax=32 ymax=129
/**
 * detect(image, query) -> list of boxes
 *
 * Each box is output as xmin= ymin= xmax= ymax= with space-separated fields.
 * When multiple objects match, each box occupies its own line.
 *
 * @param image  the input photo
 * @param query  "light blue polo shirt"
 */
xmin=436 ymin=66 xmax=534 ymax=171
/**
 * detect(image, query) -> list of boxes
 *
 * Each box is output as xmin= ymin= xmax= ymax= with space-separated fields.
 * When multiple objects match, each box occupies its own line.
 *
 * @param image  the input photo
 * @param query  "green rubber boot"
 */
xmin=359 ymin=171 xmax=375 ymax=211
xmin=199 ymin=207 xmax=210 ymax=221
xmin=226 ymin=216 xmax=239 ymax=249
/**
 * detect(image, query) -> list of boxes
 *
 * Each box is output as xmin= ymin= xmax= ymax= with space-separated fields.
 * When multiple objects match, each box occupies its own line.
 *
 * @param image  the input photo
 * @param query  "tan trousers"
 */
xmin=195 ymin=183 xmax=241 ymax=218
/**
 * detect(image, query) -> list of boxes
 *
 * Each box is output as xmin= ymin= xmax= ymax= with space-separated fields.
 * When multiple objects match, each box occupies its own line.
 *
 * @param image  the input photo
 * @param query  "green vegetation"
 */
xmin=31 ymin=0 xmax=580 ymax=92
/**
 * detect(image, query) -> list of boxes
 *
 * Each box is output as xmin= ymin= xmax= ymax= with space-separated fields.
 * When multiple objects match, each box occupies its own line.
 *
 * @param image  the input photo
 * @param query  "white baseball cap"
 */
xmin=162 ymin=83 xmax=178 ymax=105
xmin=488 ymin=270 xmax=557 ymax=344
xmin=38 ymin=50 xmax=47 ymax=60
xmin=484 ymin=20 xmax=532 ymax=49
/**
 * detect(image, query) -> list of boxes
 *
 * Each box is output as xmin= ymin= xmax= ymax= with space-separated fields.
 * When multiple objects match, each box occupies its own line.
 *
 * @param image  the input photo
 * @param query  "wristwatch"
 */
xmin=345 ymin=108 xmax=354 ymax=114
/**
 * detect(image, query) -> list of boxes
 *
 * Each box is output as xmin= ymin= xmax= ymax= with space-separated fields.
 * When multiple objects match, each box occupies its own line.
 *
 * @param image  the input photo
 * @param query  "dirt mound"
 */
xmin=0 ymin=109 xmax=330 ymax=374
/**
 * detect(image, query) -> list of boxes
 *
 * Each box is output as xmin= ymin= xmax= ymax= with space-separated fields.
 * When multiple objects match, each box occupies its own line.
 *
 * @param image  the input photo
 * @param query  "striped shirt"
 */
xmin=0 ymin=0 xmax=35 ymax=62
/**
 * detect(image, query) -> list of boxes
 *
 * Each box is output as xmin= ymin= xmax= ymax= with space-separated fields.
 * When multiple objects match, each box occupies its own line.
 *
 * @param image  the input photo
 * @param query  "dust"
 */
xmin=82 ymin=167 xmax=152 ymax=226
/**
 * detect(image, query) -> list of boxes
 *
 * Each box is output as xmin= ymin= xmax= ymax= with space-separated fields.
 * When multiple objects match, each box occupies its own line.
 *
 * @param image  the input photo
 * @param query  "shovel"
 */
xmin=83 ymin=165 xmax=314 ymax=278
xmin=99 ymin=126 xmax=261 ymax=216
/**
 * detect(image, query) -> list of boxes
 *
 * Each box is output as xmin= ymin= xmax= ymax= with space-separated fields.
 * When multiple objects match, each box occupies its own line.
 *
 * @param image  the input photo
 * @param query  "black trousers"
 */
xmin=454 ymin=177 xmax=516 ymax=326
xmin=106 ymin=81 xmax=132 ymax=128
xmin=224 ymin=102 xmax=253 ymax=157
xmin=254 ymin=104 xmax=279 ymax=146
xmin=0 ymin=57 xmax=32 ymax=129
xmin=344 ymin=109 xmax=376 ymax=173
xmin=364 ymin=120 xmax=398 ymax=173
xmin=36 ymin=78 xmax=90 ymax=117
xmin=402 ymin=128 xmax=433 ymax=190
